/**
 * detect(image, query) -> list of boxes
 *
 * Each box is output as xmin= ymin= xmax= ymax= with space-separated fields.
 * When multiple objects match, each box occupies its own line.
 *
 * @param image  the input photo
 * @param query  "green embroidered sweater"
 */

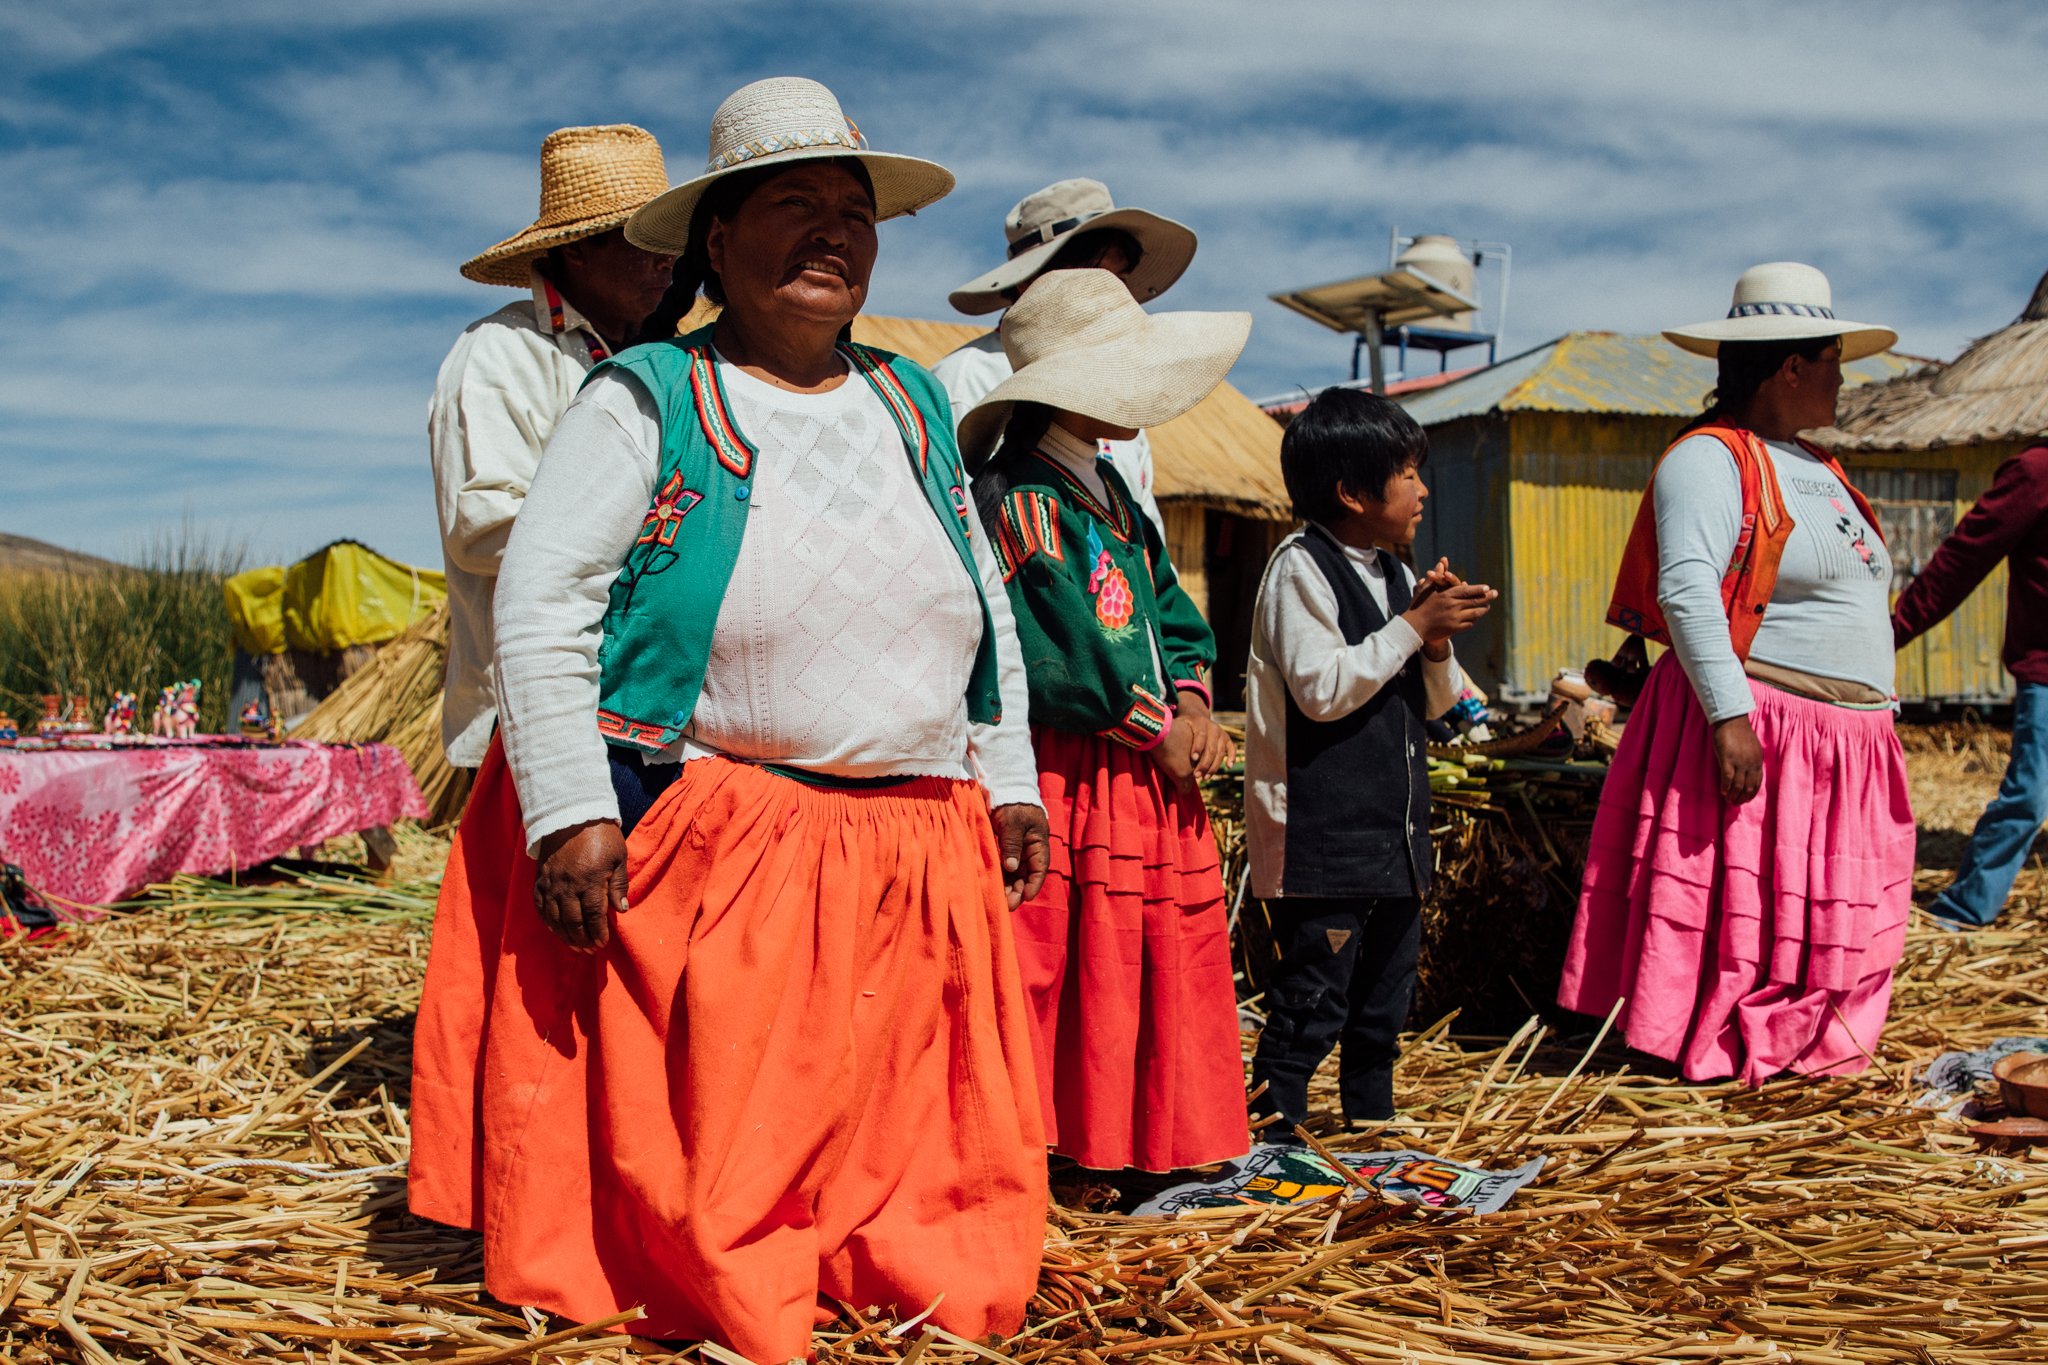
xmin=983 ymin=446 xmax=1216 ymax=749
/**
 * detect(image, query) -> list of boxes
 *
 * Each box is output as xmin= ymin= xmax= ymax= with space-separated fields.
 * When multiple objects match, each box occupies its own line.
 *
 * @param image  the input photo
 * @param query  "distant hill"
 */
xmin=0 ymin=532 xmax=123 ymax=575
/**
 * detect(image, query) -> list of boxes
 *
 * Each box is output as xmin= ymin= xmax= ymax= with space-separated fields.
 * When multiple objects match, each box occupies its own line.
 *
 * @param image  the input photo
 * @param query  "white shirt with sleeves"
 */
xmin=493 ymin=356 xmax=1042 ymax=851
xmin=427 ymin=270 xmax=609 ymax=767
xmin=1244 ymin=527 xmax=1462 ymax=900
xmin=932 ymin=331 xmax=1165 ymax=534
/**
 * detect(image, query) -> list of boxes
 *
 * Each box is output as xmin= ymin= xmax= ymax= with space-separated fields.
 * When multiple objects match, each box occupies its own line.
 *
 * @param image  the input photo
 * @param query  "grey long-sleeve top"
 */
xmin=1653 ymin=434 xmax=1895 ymax=722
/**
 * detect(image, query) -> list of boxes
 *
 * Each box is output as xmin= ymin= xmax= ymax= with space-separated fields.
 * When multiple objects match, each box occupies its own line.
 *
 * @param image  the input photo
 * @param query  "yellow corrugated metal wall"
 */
xmin=1505 ymin=413 xmax=1658 ymax=700
xmin=1503 ymin=415 xmax=2016 ymax=705
xmin=1848 ymin=440 xmax=2015 ymax=705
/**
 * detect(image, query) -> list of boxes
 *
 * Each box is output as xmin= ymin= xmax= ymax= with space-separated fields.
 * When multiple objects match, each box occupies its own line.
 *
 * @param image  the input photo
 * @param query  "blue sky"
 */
xmin=4 ymin=1 xmax=2044 ymax=569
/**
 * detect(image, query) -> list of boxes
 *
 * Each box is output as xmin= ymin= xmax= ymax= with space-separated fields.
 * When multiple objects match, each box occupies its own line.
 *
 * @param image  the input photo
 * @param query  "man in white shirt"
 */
xmin=931 ymin=178 xmax=1198 ymax=535
xmin=429 ymin=124 xmax=674 ymax=767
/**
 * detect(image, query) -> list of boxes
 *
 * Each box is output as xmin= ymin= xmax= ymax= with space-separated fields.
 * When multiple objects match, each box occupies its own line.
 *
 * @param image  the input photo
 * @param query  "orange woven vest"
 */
xmin=1606 ymin=424 xmax=1882 ymax=663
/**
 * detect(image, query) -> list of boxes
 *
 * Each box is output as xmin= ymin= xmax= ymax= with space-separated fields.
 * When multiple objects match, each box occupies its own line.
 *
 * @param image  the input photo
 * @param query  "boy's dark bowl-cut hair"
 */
xmin=1280 ymin=387 xmax=1430 ymax=526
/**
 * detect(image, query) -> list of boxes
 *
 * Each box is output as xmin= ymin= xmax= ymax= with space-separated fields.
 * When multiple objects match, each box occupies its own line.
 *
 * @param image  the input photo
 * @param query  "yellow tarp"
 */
xmin=223 ymin=565 xmax=288 ymax=655
xmin=223 ymin=542 xmax=446 ymax=654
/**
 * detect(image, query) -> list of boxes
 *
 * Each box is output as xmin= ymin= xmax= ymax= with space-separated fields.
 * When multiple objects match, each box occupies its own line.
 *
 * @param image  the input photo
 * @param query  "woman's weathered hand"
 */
xmin=1174 ymin=691 xmax=1237 ymax=780
xmin=1712 ymin=715 xmax=1764 ymax=805
xmin=533 ymin=820 xmax=629 ymax=951
xmin=991 ymin=803 xmax=1049 ymax=909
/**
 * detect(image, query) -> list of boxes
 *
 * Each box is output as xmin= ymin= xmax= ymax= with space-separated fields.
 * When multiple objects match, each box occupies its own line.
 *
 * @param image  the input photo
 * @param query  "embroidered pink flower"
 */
xmin=1087 ymin=549 xmax=1115 ymax=594
xmin=1095 ymin=564 xmax=1135 ymax=630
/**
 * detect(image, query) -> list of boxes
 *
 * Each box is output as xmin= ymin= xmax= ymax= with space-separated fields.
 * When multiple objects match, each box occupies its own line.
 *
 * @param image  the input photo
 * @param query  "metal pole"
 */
xmin=1363 ymin=311 xmax=1387 ymax=394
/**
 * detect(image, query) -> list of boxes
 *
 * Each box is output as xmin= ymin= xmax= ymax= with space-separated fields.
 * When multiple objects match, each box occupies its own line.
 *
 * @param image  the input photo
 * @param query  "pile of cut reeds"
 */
xmin=294 ymin=604 xmax=470 ymax=825
xmin=5 ymin=840 xmax=2043 ymax=1364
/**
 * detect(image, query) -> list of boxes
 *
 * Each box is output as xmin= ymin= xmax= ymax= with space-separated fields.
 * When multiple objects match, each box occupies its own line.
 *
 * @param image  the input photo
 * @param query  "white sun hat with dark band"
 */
xmin=956 ymin=268 xmax=1250 ymax=469
xmin=625 ymin=77 xmax=954 ymax=254
xmin=461 ymin=125 xmax=671 ymax=286
xmin=947 ymin=178 xmax=1198 ymax=317
xmin=1664 ymin=261 xmax=1897 ymax=361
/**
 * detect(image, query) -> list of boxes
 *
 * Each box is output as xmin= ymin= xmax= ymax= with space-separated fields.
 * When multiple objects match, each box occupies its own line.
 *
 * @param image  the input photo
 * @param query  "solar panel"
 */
xmin=1269 ymin=267 xmax=1479 ymax=334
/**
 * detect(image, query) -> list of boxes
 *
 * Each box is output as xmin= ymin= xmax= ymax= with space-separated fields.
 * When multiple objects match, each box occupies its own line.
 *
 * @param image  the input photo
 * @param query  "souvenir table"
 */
xmin=0 ymin=736 xmax=427 ymax=913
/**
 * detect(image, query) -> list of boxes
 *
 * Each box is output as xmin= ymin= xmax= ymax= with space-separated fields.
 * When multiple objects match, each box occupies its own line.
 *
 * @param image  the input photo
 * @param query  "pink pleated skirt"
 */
xmin=1557 ymin=654 xmax=1915 ymax=1084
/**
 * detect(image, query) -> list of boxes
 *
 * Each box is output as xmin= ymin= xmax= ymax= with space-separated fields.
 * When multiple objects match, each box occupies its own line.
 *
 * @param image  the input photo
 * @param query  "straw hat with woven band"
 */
xmin=461 ymin=124 xmax=671 ymax=287
xmin=956 ymin=269 xmax=1250 ymax=470
xmin=1664 ymin=261 xmax=1896 ymax=361
xmin=625 ymin=77 xmax=953 ymax=255
xmin=948 ymin=178 xmax=1198 ymax=317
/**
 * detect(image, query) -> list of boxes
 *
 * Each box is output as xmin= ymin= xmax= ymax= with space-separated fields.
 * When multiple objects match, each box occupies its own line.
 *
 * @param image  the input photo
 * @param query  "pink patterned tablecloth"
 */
xmin=0 ymin=740 xmax=428 ymax=913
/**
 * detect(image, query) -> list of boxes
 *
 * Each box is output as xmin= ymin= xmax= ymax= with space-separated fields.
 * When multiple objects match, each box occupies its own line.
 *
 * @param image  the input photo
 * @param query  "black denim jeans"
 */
xmin=1249 ymin=895 xmax=1421 ymax=1129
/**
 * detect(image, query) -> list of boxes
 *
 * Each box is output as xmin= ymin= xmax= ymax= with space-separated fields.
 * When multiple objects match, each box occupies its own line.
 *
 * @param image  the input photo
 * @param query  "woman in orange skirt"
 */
xmin=957 ymin=269 xmax=1252 ymax=1172
xmin=407 ymin=78 xmax=1050 ymax=1361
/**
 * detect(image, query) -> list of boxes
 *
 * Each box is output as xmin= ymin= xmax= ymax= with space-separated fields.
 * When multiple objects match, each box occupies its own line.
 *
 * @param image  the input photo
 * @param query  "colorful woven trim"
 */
xmin=706 ymin=122 xmax=868 ymax=174
xmin=685 ymin=345 xmax=756 ymax=478
xmin=1031 ymin=450 xmax=1133 ymax=542
xmin=542 ymin=278 xmax=608 ymax=361
xmin=1173 ymin=673 xmax=1214 ymax=710
xmin=1100 ymin=685 xmax=1172 ymax=751
xmin=993 ymin=489 xmax=1062 ymax=582
xmin=841 ymin=343 xmax=929 ymax=472
xmin=1728 ymin=301 xmax=1835 ymax=320
xmin=597 ymin=708 xmax=675 ymax=752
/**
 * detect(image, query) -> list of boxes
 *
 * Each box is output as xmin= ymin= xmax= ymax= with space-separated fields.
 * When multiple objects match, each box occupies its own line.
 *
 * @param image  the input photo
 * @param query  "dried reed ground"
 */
xmin=3 ymin=737 xmax=2044 ymax=1365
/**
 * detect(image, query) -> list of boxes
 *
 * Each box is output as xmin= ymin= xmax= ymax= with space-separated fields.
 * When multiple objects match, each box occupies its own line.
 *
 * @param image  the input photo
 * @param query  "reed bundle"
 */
xmin=293 ymin=605 xmax=470 ymax=826
xmin=4 ymin=836 xmax=2042 ymax=1364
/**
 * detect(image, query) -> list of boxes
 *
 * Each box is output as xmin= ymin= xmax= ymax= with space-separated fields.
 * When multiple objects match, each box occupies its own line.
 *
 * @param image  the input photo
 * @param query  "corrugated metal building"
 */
xmin=852 ymin=314 xmax=1291 ymax=707
xmin=1391 ymin=332 xmax=1986 ymax=704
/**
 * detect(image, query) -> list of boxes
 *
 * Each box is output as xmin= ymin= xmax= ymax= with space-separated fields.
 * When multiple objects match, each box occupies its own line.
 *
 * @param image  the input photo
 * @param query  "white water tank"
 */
xmin=1394 ymin=234 xmax=1476 ymax=331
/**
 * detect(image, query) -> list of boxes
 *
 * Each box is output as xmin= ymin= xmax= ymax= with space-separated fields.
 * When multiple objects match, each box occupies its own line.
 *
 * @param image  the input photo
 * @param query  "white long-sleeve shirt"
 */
xmin=493 ymin=355 xmax=1042 ymax=851
xmin=931 ymin=331 xmax=1166 ymax=534
xmin=427 ymin=271 xmax=609 ymax=767
xmin=1653 ymin=434 xmax=1895 ymax=722
xmin=1245 ymin=527 xmax=1461 ymax=899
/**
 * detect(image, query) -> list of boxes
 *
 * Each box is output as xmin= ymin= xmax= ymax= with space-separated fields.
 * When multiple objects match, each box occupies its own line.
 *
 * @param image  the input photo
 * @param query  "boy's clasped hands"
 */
xmin=1403 ymin=555 xmax=1497 ymax=659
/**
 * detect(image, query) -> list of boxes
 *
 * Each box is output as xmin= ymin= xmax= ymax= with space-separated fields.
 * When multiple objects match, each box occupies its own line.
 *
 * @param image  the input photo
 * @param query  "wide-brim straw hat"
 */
xmin=956 ymin=268 xmax=1250 ymax=470
xmin=948 ymin=178 xmax=1198 ymax=317
xmin=1664 ymin=261 xmax=1896 ymax=361
xmin=626 ymin=77 xmax=953 ymax=254
xmin=461 ymin=124 xmax=671 ymax=286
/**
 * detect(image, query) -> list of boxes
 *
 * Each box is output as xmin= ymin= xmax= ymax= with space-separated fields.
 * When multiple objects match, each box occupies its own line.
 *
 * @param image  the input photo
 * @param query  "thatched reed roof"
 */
xmin=1817 ymin=268 xmax=2048 ymax=452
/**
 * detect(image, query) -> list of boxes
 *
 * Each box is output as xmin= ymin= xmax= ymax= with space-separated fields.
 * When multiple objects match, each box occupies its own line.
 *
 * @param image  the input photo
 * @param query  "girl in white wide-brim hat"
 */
xmin=408 ymin=77 xmax=1049 ymax=1361
xmin=1558 ymin=261 xmax=1916 ymax=1085
xmin=960 ymin=268 xmax=1255 ymax=1173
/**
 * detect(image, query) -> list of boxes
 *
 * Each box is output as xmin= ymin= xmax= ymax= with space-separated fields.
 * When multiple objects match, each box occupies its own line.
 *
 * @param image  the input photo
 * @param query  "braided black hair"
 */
xmin=1678 ymin=335 xmax=1838 ymax=437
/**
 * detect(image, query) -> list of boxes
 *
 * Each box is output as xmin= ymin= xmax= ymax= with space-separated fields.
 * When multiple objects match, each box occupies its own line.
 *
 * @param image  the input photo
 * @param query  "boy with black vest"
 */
xmin=1244 ymin=389 xmax=1495 ymax=1131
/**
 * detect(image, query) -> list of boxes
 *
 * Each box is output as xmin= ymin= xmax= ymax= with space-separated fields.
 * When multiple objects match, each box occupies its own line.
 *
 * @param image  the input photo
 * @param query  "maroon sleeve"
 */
xmin=1893 ymin=447 xmax=2048 ymax=647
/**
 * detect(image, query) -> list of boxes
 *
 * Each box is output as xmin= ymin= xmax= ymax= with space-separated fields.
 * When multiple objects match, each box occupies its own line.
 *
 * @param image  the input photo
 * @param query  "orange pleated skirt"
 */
xmin=1012 ymin=727 xmax=1248 ymax=1172
xmin=408 ymin=740 xmax=1048 ymax=1362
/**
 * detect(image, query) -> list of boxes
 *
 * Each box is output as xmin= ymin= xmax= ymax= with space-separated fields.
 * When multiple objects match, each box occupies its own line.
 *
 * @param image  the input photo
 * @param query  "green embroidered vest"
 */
xmin=586 ymin=324 xmax=1001 ymax=753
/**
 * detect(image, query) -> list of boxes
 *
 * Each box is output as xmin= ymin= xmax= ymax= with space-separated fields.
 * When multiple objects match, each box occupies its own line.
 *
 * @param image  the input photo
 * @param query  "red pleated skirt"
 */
xmin=408 ymin=739 xmax=1047 ymax=1362
xmin=1011 ymin=726 xmax=1249 ymax=1171
xmin=1558 ymin=654 xmax=1916 ymax=1084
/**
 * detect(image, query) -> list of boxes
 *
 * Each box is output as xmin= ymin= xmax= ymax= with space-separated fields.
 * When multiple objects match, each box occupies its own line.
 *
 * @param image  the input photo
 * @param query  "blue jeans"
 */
xmin=1932 ymin=680 xmax=2048 ymax=926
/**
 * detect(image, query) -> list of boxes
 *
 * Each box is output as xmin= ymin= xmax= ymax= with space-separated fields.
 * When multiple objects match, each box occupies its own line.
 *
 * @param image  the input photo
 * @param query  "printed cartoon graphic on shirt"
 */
xmin=1086 ymin=521 xmax=1136 ymax=638
xmin=1788 ymin=472 xmax=1888 ymax=582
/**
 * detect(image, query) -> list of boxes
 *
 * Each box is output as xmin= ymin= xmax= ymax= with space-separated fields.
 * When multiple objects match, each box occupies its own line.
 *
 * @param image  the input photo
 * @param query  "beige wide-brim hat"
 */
xmin=625 ymin=77 xmax=954 ymax=254
xmin=1664 ymin=261 xmax=1897 ymax=361
xmin=461 ymin=124 xmax=671 ymax=286
xmin=948 ymin=177 xmax=1198 ymax=317
xmin=957 ymin=268 xmax=1251 ymax=469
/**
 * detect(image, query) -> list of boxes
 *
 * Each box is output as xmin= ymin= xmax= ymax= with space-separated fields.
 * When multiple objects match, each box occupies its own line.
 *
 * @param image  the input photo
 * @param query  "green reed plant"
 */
xmin=0 ymin=532 xmax=244 ymax=733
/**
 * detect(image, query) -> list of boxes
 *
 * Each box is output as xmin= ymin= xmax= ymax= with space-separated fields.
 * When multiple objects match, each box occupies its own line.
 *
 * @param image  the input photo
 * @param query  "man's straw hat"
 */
xmin=462 ymin=124 xmax=671 ymax=286
xmin=1664 ymin=261 xmax=1896 ymax=361
xmin=626 ymin=77 xmax=953 ymax=254
xmin=956 ymin=269 xmax=1250 ymax=469
xmin=948 ymin=178 xmax=1197 ymax=317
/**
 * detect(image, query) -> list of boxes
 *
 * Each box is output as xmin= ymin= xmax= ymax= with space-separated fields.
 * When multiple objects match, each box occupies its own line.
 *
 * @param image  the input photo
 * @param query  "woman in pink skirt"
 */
xmin=1559 ymin=263 xmax=1916 ymax=1085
